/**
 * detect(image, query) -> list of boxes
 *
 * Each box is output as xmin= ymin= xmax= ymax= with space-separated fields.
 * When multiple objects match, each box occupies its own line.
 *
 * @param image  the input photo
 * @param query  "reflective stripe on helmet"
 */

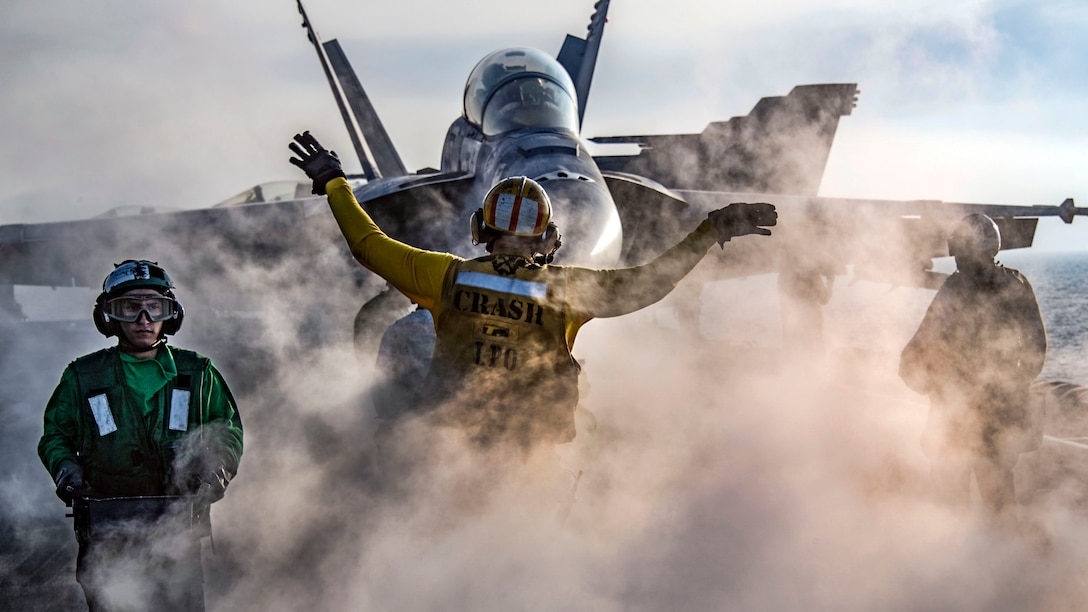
xmin=482 ymin=176 xmax=552 ymax=237
xmin=492 ymin=192 xmax=546 ymax=235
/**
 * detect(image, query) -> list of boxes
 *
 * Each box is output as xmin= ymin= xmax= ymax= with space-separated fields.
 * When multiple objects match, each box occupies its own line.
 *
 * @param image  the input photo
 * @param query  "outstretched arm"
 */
xmin=289 ymin=132 xmax=458 ymax=309
xmin=567 ymin=203 xmax=777 ymax=319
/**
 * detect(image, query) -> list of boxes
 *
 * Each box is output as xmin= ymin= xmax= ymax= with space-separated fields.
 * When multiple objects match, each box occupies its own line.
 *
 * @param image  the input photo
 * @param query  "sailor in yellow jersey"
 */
xmin=289 ymin=131 xmax=776 ymax=452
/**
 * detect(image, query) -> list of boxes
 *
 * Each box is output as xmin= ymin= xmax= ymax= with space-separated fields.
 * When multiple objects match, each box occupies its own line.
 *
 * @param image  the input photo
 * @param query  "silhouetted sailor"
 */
xmin=900 ymin=214 xmax=1046 ymax=515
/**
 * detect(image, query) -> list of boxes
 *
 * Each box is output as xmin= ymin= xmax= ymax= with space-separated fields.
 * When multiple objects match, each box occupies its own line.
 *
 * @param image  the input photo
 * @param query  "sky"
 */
xmin=1 ymin=0 xmax=1086 ymax=250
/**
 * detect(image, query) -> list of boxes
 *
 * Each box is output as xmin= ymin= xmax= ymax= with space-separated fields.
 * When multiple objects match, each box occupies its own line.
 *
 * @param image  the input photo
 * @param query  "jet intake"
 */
xmin=534 ymin=178 xmax=622 ymax=267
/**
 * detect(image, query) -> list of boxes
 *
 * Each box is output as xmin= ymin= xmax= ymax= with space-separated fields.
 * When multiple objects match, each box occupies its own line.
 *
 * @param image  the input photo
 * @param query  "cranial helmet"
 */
xmin=948 ymin=213 xmax=1001 ymax=260
xmin=93 ymin=259 xmax=184 ymax=338
xmin=472 ymin=176 xmax=552 ymax=242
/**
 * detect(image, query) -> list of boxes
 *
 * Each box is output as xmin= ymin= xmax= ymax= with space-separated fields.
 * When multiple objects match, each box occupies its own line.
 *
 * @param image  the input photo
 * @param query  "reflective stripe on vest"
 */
xmin=73 ymin=347 xmax=207 ymax=437
xmin=455 ymin=271 xmax=548 ymax=299
xmin=88 ymin=393 xmax=117 ymax=436
xmin=169 ymin=389 xmax=191 ymax=431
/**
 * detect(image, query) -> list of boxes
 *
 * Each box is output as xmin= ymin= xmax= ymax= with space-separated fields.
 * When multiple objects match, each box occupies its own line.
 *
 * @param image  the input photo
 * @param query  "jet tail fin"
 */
xmin=296 ymin=0 xmax=407 ymax=179
xmin=557 ymin=0 xmax=610 ymax=128
xmin=296 ymin=0 xmax=376 ymax=179
xmin=323 ymin=40 xmax=407 ymax=178
xmin=593 ymin=84 xmax=859 ymax=196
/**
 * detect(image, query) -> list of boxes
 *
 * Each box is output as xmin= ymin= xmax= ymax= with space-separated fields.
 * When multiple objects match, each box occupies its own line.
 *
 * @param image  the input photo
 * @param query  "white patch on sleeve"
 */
xmin=169 ymin=389 xmax=190 ymax=431
xmin=88 ymin=394 xmax=117 ymax=436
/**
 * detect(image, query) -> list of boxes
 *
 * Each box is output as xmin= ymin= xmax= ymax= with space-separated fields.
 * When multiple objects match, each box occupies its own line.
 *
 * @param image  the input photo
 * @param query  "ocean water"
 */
xmin=999 ymin=250 xmax=1088 ymax=384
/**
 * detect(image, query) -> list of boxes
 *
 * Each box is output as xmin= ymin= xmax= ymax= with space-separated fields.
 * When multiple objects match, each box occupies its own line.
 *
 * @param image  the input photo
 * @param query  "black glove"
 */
xmin=289 ymin=131 xmax=346 ymax=195
xmin=194 ymin=466 xmax=232 ymax=505
xmin=54 ymin=462 xmax=92 ymax=505
xmin=707 ymin=202 xmax=778 ymax=247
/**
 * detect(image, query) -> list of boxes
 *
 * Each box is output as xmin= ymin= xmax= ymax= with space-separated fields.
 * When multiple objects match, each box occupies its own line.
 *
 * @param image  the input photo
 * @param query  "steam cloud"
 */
xmin=4 ymin=241 xmax=1088 ymax=610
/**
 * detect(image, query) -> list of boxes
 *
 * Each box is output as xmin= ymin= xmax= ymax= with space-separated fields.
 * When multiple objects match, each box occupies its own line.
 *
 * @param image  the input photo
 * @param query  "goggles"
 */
xmin=103 ymin=295 xmax=177 ymax=323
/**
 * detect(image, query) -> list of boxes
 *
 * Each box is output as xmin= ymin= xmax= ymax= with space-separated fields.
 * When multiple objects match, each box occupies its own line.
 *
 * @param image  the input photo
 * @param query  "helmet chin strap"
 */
xmin=116 ymin=332 xmax=167 ymax=354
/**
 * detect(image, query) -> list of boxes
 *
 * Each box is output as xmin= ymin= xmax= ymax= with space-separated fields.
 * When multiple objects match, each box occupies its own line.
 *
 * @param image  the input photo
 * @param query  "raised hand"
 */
xmin=707 ymin=202 xmax=778 ymax=247
xmin=289 ymin=131 xmax=346 ymax=195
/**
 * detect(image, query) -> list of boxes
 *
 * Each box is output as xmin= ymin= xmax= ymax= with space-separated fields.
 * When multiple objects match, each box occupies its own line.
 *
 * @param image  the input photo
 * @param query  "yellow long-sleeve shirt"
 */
xmin=326 ymin=177 xmax=717 ymax=348
xmin=325 ymin=176 xmax=718 ymax=444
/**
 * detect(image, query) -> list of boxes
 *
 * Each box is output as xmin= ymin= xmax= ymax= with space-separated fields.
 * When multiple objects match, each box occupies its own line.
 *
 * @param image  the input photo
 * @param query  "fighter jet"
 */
xmin=292 ymin=0 xmax=1086 ymax=348
xmin=0 ymin=0 xmax=1082 ymax=355
xmin=291 ymin=0 xmax=862 ymax=271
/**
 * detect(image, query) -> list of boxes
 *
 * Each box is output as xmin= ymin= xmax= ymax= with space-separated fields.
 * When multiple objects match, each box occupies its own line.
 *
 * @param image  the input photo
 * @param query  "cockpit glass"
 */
xmin=463 ymin=47 xmax=579 ymax=135
xmin=481 ymin=78 xmax=578 ymax=135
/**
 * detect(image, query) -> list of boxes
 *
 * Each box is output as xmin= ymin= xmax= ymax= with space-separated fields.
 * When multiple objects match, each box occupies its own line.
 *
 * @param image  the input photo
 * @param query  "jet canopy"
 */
xmin=463 ymin=47 xmax=579 ymax=136
xmin=213 ymin=181 xmax=314 ymax=207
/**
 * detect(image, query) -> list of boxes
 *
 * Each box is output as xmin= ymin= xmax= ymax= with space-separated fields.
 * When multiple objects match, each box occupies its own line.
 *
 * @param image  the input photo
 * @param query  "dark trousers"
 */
xmin=76 ymin=531 xmax=204 ymax=611
xmin=930 ymin=450 xmax=1018 ymax=514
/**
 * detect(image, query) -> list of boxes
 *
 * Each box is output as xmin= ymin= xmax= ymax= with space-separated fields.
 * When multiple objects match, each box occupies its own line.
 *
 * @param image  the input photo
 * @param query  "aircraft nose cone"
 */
xmin=539 ymin=179 xmax=622 ymax=268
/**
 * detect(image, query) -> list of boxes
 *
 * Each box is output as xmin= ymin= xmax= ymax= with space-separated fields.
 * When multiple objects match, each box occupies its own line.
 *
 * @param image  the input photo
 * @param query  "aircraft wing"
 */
xmin=593 ymin=80 xmax=1081 ymax=289
xmin=0 ymin=164 xmax=474 ymax=287
xmin=352 ymin=172 xmax=476 ymax=255
xmin=676 ymin=190 xmax=1084 ymax=289
xmin=0 ymin=195 xmax=355 ymax=287
xmin=603 ymin=169 xmax=1082 ymax=289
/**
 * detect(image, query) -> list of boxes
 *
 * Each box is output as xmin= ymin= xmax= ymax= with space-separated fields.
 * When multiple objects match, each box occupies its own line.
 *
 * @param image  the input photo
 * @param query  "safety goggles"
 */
xmin=103 ymin=295 xmax=177 ymax=323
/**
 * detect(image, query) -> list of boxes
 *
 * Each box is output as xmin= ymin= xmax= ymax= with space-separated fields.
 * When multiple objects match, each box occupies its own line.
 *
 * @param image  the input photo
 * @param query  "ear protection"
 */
xmin=537 ymin=222 xmax=562 ymax=264
xmin=470 ymin=207 xmax=499 ymax=246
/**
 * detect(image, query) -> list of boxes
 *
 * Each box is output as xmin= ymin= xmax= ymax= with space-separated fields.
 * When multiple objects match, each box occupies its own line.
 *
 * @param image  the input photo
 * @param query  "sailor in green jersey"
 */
xmin=290 ymin=131 xmax=776 ymax=451
xmin=37 ymin=260 xmax=243 ymax=611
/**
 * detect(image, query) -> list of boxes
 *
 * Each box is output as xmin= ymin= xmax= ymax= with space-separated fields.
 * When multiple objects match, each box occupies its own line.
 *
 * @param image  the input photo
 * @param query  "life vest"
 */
xmin=71 ymin=347 xmax=209 ymax=497
xmin=426 ymin=255 xmax=580 ymax=446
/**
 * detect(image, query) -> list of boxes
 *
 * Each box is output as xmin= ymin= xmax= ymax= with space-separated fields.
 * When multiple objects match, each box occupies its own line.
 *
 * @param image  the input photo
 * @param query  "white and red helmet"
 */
xmin=473 ymin=176 xmax=552 ymax=240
